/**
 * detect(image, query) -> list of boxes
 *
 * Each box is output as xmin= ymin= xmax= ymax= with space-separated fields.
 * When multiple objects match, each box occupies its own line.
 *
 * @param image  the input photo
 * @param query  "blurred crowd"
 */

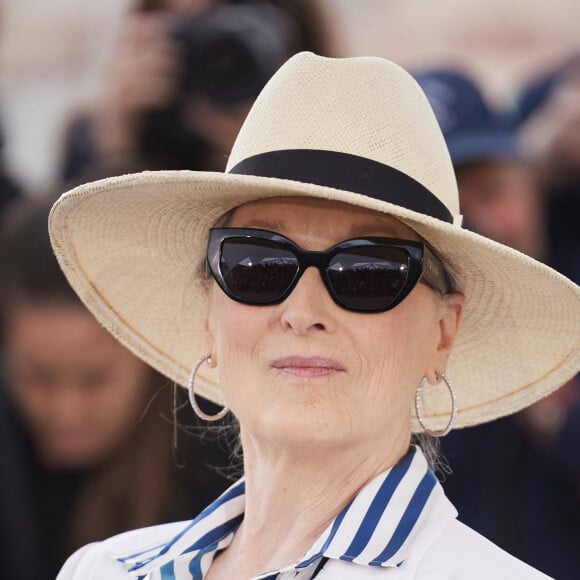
xmin=0 ymin=1 xmax=578 ymax=579
xmin=413 ymin=60 xmax=580 ymax=580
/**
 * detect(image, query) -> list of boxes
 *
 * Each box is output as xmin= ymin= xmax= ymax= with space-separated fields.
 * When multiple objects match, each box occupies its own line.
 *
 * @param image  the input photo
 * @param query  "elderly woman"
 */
xmin=50 ymin=53 xmax=578 ymax=579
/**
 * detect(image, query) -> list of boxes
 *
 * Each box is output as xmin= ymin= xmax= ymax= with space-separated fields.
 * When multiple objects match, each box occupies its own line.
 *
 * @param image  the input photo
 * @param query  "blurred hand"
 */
xmin=519 ymin=70 xmax=580 ymax=183
xmin=94 ymin=12 xmax=179 ymax=159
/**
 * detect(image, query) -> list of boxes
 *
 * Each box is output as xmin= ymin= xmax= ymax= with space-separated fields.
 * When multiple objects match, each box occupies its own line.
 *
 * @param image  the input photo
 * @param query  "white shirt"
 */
xmin=57 ymin=447 xmax=551 ymax=579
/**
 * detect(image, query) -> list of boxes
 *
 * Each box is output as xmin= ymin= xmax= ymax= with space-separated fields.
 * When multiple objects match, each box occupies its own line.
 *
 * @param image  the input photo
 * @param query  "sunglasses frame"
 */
xmin=207 ymin=227 xmax=449 ymax=313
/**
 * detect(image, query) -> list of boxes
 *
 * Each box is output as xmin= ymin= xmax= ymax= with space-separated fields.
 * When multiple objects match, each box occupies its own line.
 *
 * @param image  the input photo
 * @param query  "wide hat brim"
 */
xmin=49 ymin=169 xmax=580 ymax=432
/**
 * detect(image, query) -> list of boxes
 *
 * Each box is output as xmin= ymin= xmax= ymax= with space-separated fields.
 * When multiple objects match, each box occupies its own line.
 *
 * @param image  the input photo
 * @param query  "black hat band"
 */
xmin=228 ymin=149 xmax=453 ymax=224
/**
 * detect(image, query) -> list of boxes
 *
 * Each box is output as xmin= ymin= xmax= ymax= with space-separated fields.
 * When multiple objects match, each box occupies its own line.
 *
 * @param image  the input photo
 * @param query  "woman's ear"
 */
xmin=428 ymin=293 xmax=464 ymax=382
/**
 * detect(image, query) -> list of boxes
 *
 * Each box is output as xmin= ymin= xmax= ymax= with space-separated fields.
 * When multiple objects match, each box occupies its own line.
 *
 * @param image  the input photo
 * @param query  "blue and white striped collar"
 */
xmin=117 ymin=446 xmax=457 ymax=579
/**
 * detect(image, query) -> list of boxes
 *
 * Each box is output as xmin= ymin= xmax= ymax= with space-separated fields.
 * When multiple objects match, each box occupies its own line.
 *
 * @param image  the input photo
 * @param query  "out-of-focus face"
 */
xmin=4 ymin=303 xmax=151 ymax=469
xmin=456 ymin=159 xmax=545 ymax=259
xmin=205 ymin=197 xmax=462 ymax=468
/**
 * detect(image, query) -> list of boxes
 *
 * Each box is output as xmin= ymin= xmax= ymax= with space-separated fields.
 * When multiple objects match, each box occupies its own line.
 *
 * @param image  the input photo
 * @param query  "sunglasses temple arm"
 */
xmin=422 ymin=246 xmax=452 ymax=295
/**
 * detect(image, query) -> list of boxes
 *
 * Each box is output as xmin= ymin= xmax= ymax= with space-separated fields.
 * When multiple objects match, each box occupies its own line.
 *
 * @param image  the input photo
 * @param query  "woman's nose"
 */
xmin=279 ymin=267 xmax=335 ymax=334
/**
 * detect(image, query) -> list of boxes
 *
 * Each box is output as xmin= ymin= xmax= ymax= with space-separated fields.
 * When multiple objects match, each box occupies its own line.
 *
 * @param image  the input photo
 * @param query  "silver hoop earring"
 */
xmin=414 ymin=372 xmax=457 ymax=437
xmin=188 ymin=353 xmax=229 ymax=421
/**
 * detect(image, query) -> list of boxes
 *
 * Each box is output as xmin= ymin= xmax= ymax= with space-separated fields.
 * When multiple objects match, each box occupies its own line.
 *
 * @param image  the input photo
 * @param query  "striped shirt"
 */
xmin=116 ymin=446 xmax=451 ymax=579
xmin=57 ymin=445 xmax=551 ymax=579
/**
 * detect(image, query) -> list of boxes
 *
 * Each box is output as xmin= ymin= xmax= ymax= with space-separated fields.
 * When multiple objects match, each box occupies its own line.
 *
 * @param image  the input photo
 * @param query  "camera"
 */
xmin=138 ymin=3 xmax=298 ymax=170
xmin=170 ymin=3 xmax=298 ymax=106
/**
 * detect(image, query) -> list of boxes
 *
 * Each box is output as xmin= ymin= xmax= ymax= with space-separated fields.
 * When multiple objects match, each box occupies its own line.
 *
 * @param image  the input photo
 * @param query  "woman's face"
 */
xmin=205 ymin=197 xmax=461 ymax=462
xmin=4 ymin=303 xmax=151 ymax=469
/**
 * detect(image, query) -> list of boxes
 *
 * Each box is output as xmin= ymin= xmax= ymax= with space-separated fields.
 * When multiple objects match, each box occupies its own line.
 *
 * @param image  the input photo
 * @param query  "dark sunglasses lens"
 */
xmin=327 ymin=246 xmax=410 ymax=310
xmin=220 ymin=238 xmax=299 ymax=303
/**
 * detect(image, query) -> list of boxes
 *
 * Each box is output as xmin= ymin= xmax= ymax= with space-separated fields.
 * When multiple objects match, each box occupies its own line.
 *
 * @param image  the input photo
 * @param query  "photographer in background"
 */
xmin=63 ymin=0 xmax=328 ymax=182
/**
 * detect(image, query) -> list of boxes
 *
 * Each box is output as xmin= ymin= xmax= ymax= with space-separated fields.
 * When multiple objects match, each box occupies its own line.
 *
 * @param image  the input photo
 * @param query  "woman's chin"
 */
xmin=241 ymin=406 xmax=357 ymax=453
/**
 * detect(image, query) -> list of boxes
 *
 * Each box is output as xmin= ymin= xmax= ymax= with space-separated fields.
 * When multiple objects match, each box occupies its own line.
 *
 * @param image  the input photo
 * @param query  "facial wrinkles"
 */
xmin=207 ymin=198 xmax=444 ymax=452
xmin=234 ymin=197 xmax=421 ymax=248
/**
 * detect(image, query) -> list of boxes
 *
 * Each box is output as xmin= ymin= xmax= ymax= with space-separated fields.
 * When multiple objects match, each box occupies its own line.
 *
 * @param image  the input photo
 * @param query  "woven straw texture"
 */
xmin=49 ymin=53 xmax=580 ymax=431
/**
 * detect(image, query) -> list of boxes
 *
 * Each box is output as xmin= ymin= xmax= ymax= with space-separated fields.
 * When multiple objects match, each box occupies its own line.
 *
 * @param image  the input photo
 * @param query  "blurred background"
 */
xmin=0 ymin=0 xmax=579 ymax=190
xmin=0 ymin=0 xmax=580 ymax=188
xmin=0 ymin=1 xmax=578 ymax=579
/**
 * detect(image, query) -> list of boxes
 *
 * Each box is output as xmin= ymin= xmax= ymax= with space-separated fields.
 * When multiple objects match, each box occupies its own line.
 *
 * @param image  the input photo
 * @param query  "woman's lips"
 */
xmin=271 ymin=356 xmax=346 ymax=378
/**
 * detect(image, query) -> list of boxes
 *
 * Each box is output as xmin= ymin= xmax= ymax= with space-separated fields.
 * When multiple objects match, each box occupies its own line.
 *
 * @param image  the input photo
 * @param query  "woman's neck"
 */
xmin=208 ymin=434 xmax=409 ymax=579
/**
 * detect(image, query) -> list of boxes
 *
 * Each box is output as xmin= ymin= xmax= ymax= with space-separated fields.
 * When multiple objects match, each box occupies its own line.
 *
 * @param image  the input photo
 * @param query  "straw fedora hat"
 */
xmin=49 ymin=52 xmax=579 ymax=431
